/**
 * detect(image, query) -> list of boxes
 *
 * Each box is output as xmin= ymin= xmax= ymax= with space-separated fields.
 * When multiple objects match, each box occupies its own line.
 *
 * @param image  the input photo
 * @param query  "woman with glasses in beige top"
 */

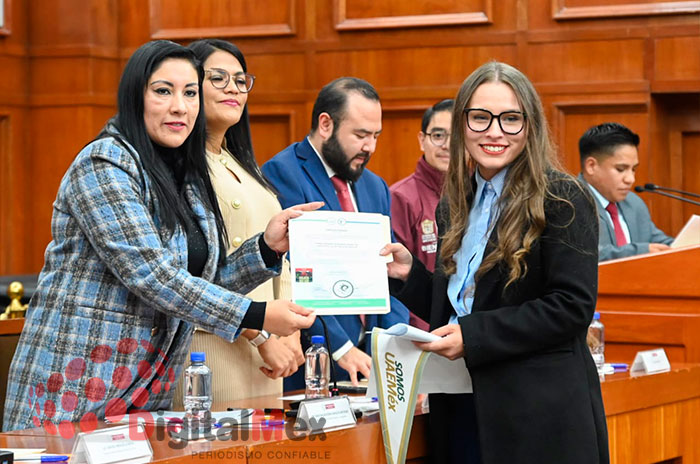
xmin=175 ymin=39 xmax=303 ymax=402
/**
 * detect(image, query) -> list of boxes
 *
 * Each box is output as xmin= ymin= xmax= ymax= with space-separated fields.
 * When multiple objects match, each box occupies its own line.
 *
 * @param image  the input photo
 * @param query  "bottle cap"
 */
xmin=311 ymin=335 xmax=325 ymax=345
xmin=190 ymin=351 xmax=206 ymax=362
xmin=593 ymin=312 xmax=601 ymax=320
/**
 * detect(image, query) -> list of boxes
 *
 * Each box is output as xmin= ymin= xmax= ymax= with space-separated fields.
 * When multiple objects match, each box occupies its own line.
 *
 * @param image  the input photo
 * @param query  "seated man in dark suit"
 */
xmin=262 ymin=77 xmax=409 ymax=389
xmin=578 ymin=122 xmax=673 ymax=261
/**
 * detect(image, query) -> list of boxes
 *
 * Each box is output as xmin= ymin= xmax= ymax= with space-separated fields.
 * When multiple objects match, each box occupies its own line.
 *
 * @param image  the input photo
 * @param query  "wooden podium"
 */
xmin=597 ymin=244 xmax=700 ymax=364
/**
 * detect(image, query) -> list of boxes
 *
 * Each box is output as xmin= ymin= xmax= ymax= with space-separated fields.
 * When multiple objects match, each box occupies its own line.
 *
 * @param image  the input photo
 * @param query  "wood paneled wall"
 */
xmin=1 ymin=0 xmax=699 ymax=273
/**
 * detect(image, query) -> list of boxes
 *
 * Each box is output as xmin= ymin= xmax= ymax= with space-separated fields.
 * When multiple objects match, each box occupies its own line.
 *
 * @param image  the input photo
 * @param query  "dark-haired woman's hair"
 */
xmin=188 ymin=38 xmax=274 ymax=192
xmin=97 ymin=39 xmax=227 ymax=258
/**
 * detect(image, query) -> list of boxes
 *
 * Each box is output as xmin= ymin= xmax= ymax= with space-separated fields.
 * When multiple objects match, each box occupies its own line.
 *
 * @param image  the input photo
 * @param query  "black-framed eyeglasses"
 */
xmin=205 ymin=68 xmax=255 ymax=93
xmin=425 ymin=130 xmax=451 ymax=147
xmin=465 ymin=108 xmax=526 ymax=135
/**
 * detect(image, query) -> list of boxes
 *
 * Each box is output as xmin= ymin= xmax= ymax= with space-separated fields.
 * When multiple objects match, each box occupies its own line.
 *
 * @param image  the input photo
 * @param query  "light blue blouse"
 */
xmin=447 ymin=168 xmax=508 ymax=323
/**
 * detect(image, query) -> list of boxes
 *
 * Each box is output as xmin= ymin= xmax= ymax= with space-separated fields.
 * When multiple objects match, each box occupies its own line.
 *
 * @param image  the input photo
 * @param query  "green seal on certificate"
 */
xmin=333 ymin=280 xmax=354 ymax=298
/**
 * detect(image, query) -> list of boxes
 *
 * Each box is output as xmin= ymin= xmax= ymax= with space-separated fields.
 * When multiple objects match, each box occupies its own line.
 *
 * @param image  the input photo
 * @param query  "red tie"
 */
xmin=331 ymin=175 xmax=355 ymax=212
xmin=330 ymin=175 xmax=364 ymax=328
xmin=605 ymin=203 xmax=628 ymax=246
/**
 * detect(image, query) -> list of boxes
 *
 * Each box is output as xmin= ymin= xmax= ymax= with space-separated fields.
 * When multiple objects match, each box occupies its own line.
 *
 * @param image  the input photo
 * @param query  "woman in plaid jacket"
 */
xmin=3 ymin=40 xmax=316 ymax=432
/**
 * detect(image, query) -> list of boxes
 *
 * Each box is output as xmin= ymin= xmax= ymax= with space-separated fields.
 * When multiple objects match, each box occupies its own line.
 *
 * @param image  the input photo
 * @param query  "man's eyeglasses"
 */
xmin=205 ymin=69 xmax=255 ymax=93
xmin=425 ymin=130 xmax=450 ymax=147
xmin=465 ymin=108 xmax=526 ymax=135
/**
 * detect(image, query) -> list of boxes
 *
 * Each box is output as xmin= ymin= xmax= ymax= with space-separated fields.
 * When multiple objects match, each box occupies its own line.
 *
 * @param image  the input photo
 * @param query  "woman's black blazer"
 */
xmin=392 ymin=172 xmax=609 ymax=464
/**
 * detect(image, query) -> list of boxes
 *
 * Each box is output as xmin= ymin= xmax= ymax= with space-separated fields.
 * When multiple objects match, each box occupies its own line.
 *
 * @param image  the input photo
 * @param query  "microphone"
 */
xmin=635 ymin=185 xmax=700 ymax=206
xmin=643 ymin=183 xmax=700 ymax=199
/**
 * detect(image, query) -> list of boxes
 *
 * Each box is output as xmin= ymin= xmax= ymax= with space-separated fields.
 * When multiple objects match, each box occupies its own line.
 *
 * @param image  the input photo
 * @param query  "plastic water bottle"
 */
xmin=183 ymin=352 xmax=212 ymax=431
xmin=588 ymin=312 xmax=605 ymax=376
xmin=305 ymin=335 xmax=330 ymax=399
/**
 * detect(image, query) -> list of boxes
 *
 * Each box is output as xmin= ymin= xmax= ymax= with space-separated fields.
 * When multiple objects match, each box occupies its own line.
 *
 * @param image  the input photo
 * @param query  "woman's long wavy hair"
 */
xmin=97 ymin=40 xmax=227 ymax=258
xmin=188 ymin=38 xmax=275 ymax=192
xmin=441 ymin=61 xmax=562 ymax=287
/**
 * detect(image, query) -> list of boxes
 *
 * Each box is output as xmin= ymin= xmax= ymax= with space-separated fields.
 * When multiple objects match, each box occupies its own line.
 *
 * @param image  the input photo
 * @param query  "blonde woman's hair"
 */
xmin=441 ymin=61 xmax=565 ymax=287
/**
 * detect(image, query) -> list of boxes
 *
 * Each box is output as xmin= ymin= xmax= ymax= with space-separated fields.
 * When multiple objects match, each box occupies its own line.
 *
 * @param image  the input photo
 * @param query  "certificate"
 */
xmin=288 ymin=210 xmax=391 ymax=315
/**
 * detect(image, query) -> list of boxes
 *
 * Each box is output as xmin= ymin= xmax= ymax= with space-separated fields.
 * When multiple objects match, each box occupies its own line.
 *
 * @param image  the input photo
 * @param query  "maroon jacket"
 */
xmin=390 ymin=156 xmax=445 ymax=329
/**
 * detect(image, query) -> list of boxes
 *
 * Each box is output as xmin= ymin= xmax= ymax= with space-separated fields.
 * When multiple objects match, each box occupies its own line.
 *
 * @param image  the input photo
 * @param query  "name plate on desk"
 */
xmin=70 ymin=424 xmax=153 ymax=464
xmin=295 ymin=396 xmax=357 ymax=434
xmin=631 ymin=348 xmax=671 ymax=375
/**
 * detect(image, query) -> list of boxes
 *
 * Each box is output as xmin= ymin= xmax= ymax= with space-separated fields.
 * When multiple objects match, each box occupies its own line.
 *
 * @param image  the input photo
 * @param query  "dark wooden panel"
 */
xmin=315 ymin=45 xmax=517 ymax=90
xmin=249 ymin=110 xmax=296 ymax=166
xmin=27 ymin=57 xmax=120 ymax=107
xmin=553 ymin=0 xmax=700 ymax=20
xmin=527 ymin=39 xmax=646 ymax=84
xmin=372 ymin=106 xmax=434 ymax=188
xmin=0 ymin=0 xmax=30 ymax=274
xmin=548 ymin=99 xmax=649 ymax=176
xmin=0 ymin=55 xmax=26 ymax=106
xmin=649 ymin=93 xmax=700 ymax=234
xmin=149 ymin=0 xmax=296 ymax=39
xmin=680 ymin=131 xmax=700 ymax=222
xmin=30 ymin=0 xmax=118 ymax=47
xmin=655 ymin=36 xmax=700 ymax=82
xmin=334 ymin=0 xmax=492 ymax=30
xmin=0 ymin=321 xmax=23 ymax=430
xmin=0 ymin=114 xmax=11 ymax=271
xmin=0 ymin=0 xmax=698 ymax=276
xmin=29 ymin=107 xmax=115 ymax=269
xmin=245 ymin=53 xmax=307 ymax=94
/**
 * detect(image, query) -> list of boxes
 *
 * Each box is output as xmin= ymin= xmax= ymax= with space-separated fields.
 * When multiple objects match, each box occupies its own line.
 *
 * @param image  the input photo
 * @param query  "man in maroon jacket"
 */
xmin=390 ymin=99 xmax=453 ymax=329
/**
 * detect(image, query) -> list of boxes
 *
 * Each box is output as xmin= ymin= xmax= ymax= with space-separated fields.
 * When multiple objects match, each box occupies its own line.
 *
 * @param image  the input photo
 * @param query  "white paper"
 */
xmin=71 ymin=424 xmax=152 ymax=464
xmin=671 ymin=214 xmax=700 ymax=248
xmin=0 ymin=450 xmax=45 ymax=459
xmin=295 ymin=396 xmax=356 ymax=433
xmin=289 ymin=210 xmax=392 ymax=315
xmin=631 ymin=348 xmax=671 ymax=375
xmin=381 ymin=323 xmax=441 ymax=342
xmin=277 ymin=393 xmax=306 ymax=401
xmin=349 ymin=396 xmax=380 ymax=413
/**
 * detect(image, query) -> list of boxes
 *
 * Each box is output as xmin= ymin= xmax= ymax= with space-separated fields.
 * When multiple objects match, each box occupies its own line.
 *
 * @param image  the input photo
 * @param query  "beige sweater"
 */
xmin=174 ymin=148 xmax=292 ymax=405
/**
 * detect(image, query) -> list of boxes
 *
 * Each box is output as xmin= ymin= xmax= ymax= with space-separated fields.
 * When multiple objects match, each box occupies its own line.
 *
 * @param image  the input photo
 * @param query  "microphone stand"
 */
xmin=646 ymin=184 xmax=700 ymax=199
xmin=317 ymin=316 xmax=339 ymax=396
xmin=635 ymin=186 xmax=700 ymax=206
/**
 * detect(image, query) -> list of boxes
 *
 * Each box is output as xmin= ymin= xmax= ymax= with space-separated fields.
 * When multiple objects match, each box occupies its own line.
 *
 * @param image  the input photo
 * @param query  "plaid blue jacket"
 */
xmin=3 ymin=135 xmax=279 ymax=431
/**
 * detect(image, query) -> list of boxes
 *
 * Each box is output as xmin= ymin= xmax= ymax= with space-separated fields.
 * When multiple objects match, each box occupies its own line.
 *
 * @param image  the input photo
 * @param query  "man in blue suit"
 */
xmin=262 ymin=77 xmax=409 ymax=389
xmin=578 ymin=122 xmax=674 ymax=261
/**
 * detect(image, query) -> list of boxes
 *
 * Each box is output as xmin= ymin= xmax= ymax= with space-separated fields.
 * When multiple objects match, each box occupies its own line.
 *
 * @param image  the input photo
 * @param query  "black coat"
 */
xmin=392 ymin=172 xmax=609 ymax=464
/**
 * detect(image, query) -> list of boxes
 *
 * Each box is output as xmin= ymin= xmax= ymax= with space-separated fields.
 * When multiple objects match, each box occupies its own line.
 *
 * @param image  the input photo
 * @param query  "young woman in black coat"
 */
xmin=382 ymin=61 xmax=609 ymax=464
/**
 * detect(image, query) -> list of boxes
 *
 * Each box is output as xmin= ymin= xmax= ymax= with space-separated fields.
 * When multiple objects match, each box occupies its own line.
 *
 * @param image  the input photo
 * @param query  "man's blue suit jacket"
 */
xmin=262 ymin=138 xmax=409 ymax=388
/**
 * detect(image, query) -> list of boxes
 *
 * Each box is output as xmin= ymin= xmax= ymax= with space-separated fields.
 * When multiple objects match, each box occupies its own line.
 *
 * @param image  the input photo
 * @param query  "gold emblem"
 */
xmin=421 ymin=219 xmax=435 ymax=235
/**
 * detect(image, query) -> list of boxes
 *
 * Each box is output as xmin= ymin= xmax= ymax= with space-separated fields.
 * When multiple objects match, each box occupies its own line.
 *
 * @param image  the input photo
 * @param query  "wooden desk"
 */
xmin=0 ymin=317 xmax=24 ymax=431
xmin=603 ymin=363 xmax=700 ymax=464
xmin=2 ymin=365 xmax=698 ymax=463
xmin=597 ymin=245 xmax=700 ymax=363
xmin=0 ymin=395 xmax=427 ymax=464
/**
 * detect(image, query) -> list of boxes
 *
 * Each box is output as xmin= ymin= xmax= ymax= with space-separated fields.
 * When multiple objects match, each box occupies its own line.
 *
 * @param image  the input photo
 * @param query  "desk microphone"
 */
xmin=634 ymin=185 xmax=700 ymax=206
xmin=643 ymin=183 xmax=700 ymax=199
